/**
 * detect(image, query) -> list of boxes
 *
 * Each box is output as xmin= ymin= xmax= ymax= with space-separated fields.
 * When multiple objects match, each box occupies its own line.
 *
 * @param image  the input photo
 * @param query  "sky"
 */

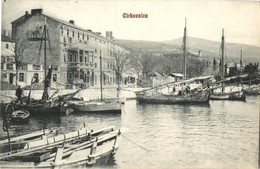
xmin=1 ymin=0 xmax=260 ymax=47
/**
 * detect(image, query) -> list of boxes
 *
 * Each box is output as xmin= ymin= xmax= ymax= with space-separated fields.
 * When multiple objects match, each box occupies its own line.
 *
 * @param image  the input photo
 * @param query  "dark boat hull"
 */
xmin=136 ymin=90 xmax=210 ymax=104
xmin=10 ymin=110 xmax=30 ymax=124
xmin=15 ymin=103 xmax=61 ymax=116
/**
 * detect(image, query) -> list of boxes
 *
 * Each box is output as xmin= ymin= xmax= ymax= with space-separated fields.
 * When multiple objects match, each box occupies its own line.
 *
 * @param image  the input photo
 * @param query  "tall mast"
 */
xmin=240 ymin=49 xmax=243 ymax=74
xmin=183 ymin=18 xmax=187 ymax=79
xmin=221 ymin=29 xmax=225 ymax=79
xmin=99 ymin=50 xmax=103 ymax=101
xmin=44 ymin=25 xmax=47 ymax=80
xmin=221 ymin=29 xmax=225 ymax=93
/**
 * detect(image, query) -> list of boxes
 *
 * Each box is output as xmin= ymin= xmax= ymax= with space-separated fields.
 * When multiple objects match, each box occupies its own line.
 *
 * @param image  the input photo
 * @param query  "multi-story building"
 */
xmin=1 ymin=31 xmax=16 ymax=84
xmin=11 ymin=8 xmax=130 ymax=87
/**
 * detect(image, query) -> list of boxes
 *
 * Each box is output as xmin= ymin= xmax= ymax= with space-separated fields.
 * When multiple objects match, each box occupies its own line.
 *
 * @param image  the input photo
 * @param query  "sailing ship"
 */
xmin=0 ymin=126 xmax=121 ymax=168
xmin=210 ymin=29 xmax=246 ymax=101
xmin=14 ymin=24 xmax=79 ymax=115
xmin=66 ymin=50 xmax=122 ymax=114
xmin=136 ymin=18 xmax=210 ymax=104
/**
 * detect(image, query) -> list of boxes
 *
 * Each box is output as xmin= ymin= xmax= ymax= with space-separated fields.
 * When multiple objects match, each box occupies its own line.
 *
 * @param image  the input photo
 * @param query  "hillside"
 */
xmin=117 ymin=37 xmax=260 ymax=64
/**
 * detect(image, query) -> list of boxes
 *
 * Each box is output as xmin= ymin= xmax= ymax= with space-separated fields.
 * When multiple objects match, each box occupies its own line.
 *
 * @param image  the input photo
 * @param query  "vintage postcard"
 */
xmin=1 ymin=0 xmax=259 ymax=169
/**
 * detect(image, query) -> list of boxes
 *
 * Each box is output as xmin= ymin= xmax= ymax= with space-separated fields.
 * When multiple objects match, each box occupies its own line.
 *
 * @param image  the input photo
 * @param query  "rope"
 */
xmin=121 ymin=134 xmax=150 ymax=152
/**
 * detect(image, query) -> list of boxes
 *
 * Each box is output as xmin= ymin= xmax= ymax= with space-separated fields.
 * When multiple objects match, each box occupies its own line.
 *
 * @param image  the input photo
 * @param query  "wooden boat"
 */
xmin=0 ymin=128 xmax=58 ymax=153
xmin=10 ymin=110 xmax=30 ymax=123
xmin=67 ymin=101 xmax=122 ymax=113
xmin=0 ymin=126 xmax=121 ymax=168
xmin=136 ymin=89 xmax=210 ymax=104
xmin=210 ymin=30 xmax=246 ymax=101
xmin=66 ymin=50 xmax=122 ymax=114
xmin=136 ymin=19 xmax=210 ymax=105
xmin=14 ymin=25 xmax=79 ymax=116
xmin=244 ymin=85 xmax=260 ymax=95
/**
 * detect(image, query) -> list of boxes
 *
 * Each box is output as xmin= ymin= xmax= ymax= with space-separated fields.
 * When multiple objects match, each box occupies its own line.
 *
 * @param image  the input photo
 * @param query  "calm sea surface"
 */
xmin=0 ymin=96 xmax=259 ymax=169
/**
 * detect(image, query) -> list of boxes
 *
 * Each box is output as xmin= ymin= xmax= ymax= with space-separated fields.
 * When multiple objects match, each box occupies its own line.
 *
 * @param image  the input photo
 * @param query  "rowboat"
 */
xmin=0 ymin=126 xmax=121 ymax=168
xmin=67 ymin=101 xmax=122 ymax=114
xmin=10 ymin=110 xmax=30 ymax=124
xmin=0 ymin=129 xmax=58 ymax=153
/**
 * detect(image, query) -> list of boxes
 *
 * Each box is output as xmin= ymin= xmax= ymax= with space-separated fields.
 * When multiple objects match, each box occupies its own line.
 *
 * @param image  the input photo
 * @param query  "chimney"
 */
xmin=31 ymin=9 xmax=43 ymax=15
xmin=69 ymin=20 xmax=75 ymax=24
xmin=106 ymin=31 xmax=113 ymax=39
xmin=25 ymin=11 xmax=30 ymax=19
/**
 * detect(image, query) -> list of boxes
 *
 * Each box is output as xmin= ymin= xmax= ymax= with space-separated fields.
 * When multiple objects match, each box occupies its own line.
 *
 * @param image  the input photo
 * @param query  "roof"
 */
xmin=169 ymin=73 xmax=184 ymax=77
xmin=1 ymin=35 xmax=15 ymax=42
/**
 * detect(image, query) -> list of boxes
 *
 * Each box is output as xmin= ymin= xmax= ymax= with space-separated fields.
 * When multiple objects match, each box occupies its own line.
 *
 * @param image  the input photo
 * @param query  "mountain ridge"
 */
xmin=117 ymin=37 xmax=260 ymax=64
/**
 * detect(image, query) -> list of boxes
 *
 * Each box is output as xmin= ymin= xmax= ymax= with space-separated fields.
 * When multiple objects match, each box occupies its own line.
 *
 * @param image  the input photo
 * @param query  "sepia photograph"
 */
xmin=0 ymin=0 xmax=259 ymax=168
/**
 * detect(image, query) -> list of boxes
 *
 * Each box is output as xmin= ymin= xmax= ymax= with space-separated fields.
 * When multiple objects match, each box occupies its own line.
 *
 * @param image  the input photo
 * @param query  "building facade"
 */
xmin=11 ymin=8 xmax=130 ymax=87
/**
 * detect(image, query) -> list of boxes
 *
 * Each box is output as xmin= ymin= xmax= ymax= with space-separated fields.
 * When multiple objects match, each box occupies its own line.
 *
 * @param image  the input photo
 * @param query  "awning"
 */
xmin=103 ymin=72 xmax=114 ymax=77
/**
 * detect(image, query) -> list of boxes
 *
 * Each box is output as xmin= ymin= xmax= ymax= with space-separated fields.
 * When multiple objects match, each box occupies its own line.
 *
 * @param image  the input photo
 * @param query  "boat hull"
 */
xmin=0 ymin=128 xmax=121 ymax=169
xmin=136 ymin=90 xmax=210 ymax=104
xmin=15 ymin=103 xmax=61 ymax=116
xmin=210 ymin=91 xmax=245 ymax=101
xmin=68 ymin=101 xmax=122 ymax=114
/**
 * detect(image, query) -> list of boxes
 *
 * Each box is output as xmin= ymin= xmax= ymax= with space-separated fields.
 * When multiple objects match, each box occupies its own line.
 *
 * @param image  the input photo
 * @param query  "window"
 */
xmin=6 ymin=44 xmax=9 ymax=49
xmin=72 ymin=31 xmax=74 ymax=37
xmin=19 ymin=64 xmax=27 ymax=70
xmin=69 ymin=72 xmax=72 ymax=79
xmin=67 ymin=29 xmax=69 ymax=37
xmin=19 ymin=73 xmax=24 ymax=82
xmin=95 ymin=63 xmax=97 ymax=68
xmin=63 ymin=37 xmax=67 ymax=47
xmin=74 ymin=71 xmax=78 ymax=78
xmin=3 ymin=73 xmax=7 ymax=78
xmin=64 ymin=54 xmax=67 ymax=62
xmin=80 ymin=55 xmax=83 ymax=62
xmin=53 ymin=74 xmax=57 ymax=82
xmin=1 ymin=56 xmax=5 ymax=63
xmin=33 ymin=73 xmax=39 ymax=83
xmin=78 ymin=33 xmax=80 ymax=39
xmin=33 ymin=65 xmax=41 ymax=70
xmin=69 ymin=37 xmax=72 ymax=43
xmin=69 ymin=54 xmax=73 ymax=62
xmin=87 ymin=35 xmax=89 ymax=41
xmin=74 ymin=54 xmax=77 ymax=62
xmin=83 ymin=34 xmax=84 ymax=40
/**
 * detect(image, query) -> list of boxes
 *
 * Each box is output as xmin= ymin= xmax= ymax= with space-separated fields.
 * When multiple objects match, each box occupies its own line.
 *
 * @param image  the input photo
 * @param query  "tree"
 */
xmin=112 ymin=49 xmax=130 ymax=95
xmin=133 ymin=52 xmax=158 ymax=78
xmin=11 ymin=35 xmax=33 ymax=86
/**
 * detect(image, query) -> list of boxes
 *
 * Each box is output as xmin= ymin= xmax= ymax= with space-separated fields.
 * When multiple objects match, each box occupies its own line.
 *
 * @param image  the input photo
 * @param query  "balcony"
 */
xmin=68 ymin=62 xmax=94 ymax=69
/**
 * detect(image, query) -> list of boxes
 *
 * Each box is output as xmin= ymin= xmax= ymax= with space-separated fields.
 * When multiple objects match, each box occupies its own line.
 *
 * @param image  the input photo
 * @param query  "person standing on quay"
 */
xmin=15 ymin=85 xmax=23 ymax=104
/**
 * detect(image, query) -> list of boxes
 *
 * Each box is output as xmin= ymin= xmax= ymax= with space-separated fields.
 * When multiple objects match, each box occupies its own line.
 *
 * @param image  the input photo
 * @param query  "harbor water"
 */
xmin=0 ymin=96 xmax=259 ymax=169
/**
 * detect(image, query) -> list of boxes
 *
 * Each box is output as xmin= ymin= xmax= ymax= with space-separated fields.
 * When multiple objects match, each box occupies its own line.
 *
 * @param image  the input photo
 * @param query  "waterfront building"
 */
xmin=1 ymin=31 xmax=16 ymax=84
xmin=11 ymin=8 xmax=130 ymax=87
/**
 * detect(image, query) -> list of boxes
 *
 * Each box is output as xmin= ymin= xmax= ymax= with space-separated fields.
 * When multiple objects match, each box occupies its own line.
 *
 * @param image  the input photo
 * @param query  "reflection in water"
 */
xmin=0 ymin=96 xmax=258 ymax=169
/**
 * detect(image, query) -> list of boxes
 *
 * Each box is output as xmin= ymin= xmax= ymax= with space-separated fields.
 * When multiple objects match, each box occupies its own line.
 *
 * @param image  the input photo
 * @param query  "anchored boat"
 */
xmin=66 ymin=50 xmax=122 ymax=114
xmin=136 ymin=19 xmax=210 ymax=104
xmin=210 ymin=29 xmax=246 ymax=101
